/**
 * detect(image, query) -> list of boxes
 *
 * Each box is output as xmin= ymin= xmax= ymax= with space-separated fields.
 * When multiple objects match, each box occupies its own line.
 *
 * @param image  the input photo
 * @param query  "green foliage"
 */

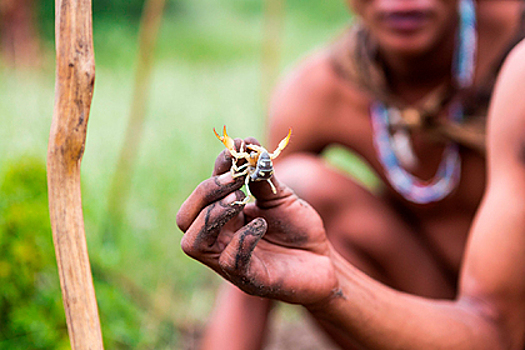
xmin=286 ymin=0 xmax=350 ymax=25
xmin=0 ymin=157 xmax=69 ymax=350
xmin=323 ymin=145 xmax=381 ymax=191
xmin=93 ymin=0 xmax=146 ymax=19
xmin=0 ymin=157 xmax=182 ymax=349
xmin=1 ymin=0 xmax=352 ymax=348
xmin=37 ymin=0 xmax=180 ymax=41
xmin=38 ymin=0 xmax=147 ymax=24
xmin=222 ymin=0 xmax=262 ymax=17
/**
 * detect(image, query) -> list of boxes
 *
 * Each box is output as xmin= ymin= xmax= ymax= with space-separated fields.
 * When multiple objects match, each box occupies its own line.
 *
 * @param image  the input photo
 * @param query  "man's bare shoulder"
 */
xmin=477 ymin=0 xmax=522 ymax=27
xmin=272 ymin=50 xmax=368 ymax=111
xmin=487 ymin=39 xmax=525 ymax=168
xmin=489 ymin=39 xmax=525 ymax=127
xmin=502 ymin=39 xmax=525 ymax=75
xmin=268 ymin=50 xmax=372 ymax=152
xmin=269 ymin=49 xmax=371 ymax=130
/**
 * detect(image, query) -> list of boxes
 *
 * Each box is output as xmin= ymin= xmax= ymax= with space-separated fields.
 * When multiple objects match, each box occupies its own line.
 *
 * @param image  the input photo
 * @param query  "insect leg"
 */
xmin=246 ymin=144 xmax=263 ymax=153
xmin=267 ymin=179 xmax=277 ymax=194
xmin=231 ymin=165 xmax=249 ymax=179
xmin=231 ymin=175 xmax=252 ymax=205
xmin=244 ymin=175 xmax=253 ymax=200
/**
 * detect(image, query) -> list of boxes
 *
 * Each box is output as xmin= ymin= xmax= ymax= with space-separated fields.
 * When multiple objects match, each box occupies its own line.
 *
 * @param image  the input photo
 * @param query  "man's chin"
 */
xmin=377 ymin=33 xmax=438 ymax=58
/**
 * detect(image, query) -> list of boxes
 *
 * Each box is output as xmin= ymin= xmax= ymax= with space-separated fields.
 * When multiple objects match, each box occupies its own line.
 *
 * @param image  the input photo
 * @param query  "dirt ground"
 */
xmin=265 ymin=309 xmax=340 ymax=350
xmin=181 ymin=304 xmax=340 ymax=350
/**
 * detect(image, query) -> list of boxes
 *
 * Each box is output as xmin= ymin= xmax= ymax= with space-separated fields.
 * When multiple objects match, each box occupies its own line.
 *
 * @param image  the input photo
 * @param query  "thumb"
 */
xmin=249 ymin=174 xmax=295 ymax=209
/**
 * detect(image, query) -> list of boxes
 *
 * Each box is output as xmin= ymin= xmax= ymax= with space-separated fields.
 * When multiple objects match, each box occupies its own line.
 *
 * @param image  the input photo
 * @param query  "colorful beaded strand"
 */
xmin=370 ymin=0 xmax=476 ymax=204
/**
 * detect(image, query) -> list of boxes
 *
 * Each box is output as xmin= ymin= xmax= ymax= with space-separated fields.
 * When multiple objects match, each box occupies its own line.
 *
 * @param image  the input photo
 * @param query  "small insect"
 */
xmin=214 ymin=126 xmax=292 ymax=205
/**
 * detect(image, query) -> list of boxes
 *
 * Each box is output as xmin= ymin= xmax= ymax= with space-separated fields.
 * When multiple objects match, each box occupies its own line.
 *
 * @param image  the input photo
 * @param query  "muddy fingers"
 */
xmin=219 ymin=218 xmax=267 ymax=274
xmin=176 ymin=172 xmax=245 ymax=233
xmin=180 ymin=191 xmax=245 ymax=266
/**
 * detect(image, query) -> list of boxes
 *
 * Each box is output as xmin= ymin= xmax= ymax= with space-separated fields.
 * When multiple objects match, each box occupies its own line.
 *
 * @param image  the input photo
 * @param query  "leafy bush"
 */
xmin=0 ymin=157 xmax=69 ymax=350
xmin=0 ymin=156 xmax=180 ymax=349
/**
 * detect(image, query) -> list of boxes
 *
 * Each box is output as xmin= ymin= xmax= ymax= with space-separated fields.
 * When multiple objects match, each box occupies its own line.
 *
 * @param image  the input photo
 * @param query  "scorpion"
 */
xmin=214 ymin=126 xmax=292 ymax=205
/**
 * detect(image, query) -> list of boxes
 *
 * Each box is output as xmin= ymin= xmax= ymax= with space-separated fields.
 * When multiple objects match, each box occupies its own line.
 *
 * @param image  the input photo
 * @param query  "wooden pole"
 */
xmin=103 ymin=0 xmax=167 ymax=238
xmin=47 ymin=0 xmax=103 ymax=349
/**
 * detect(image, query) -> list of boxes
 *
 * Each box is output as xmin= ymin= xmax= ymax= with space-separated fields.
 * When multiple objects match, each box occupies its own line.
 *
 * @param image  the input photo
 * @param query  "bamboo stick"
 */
xmin=47 ymin=0 xmax=103 ymax=348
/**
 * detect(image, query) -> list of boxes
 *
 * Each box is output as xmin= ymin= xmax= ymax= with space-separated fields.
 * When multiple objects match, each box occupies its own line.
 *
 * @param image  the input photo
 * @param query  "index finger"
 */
xmin=212 ymin=137 xmax=261 ymax=176
xmin=176 ymin=172 xmax=245 ymax=232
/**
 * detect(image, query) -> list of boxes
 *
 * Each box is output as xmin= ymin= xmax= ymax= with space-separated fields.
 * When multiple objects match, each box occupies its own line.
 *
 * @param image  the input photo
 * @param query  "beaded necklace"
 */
xmin=370 ymin=0 xmax=476 ymax=204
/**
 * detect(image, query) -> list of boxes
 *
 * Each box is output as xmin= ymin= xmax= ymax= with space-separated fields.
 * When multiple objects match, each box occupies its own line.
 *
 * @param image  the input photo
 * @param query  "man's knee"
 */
xmin=276 ymin=154 xmax=339 ymax=209
xmin=275 ymin=154 xmax=411 ymax=281
xmin=275 ymin=153 xmax=370 ymax=216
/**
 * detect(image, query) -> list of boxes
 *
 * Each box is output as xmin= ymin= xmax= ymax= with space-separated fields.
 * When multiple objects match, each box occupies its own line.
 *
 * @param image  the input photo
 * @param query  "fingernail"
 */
xmin=218 ymin=172 xmax=231 ymax=181
xmin=215 ymin=172 xmax=234 ymax=187
xmin=252 ymin=218 xmax=267 ymax=231
xmin=224 ymin=192 xmax=238 ymax=203
xmin=222 ymin=191 xmax=246 ymax=207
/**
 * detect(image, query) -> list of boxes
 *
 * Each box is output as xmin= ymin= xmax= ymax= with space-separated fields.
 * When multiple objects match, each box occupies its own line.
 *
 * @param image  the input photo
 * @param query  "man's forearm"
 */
xmin=306 ymin=250 xmax=504 ymax=350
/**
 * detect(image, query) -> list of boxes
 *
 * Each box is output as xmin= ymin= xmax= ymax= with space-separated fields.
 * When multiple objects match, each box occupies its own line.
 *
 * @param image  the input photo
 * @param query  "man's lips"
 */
xmin=379 ymin=10 xmax=432 ymax=33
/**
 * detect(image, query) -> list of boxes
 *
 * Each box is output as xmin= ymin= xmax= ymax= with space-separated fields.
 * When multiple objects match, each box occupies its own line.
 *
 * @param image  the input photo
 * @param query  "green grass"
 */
xmin=0 ymin=0 xmax=352 ymax=347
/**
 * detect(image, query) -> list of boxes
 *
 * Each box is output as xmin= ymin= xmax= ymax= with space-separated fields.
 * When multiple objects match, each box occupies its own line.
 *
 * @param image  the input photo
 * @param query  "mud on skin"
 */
xmin=233 ymin=272 xmax=288 ymax=301
xmin=264 ymin=216 xmax=309 ymax=246
xmin=233 ymin=218 xmax=267 ymax=271
xmin=216 ymin=217 xmax=294 ymax=300
xmin=203 ymin=174 xmax=244 ymax=204
xmin=193 ymin=191 xmax=245 ymax=250
xmin=213 ymin=149 xmax=235 ymax=176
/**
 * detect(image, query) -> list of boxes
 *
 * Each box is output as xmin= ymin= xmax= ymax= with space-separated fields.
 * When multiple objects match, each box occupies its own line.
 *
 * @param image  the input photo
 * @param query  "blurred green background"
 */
xmin=0 ymin=0 xmax=352 ymax=348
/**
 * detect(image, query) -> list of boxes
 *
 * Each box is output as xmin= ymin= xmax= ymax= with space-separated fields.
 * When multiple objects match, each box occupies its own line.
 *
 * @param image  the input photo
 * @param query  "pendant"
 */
xmin=388 ymin=107 xmax=418 ymax=170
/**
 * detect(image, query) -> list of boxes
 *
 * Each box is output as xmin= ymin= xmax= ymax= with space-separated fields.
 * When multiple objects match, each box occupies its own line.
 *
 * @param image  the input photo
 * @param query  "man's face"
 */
xmin=347 ymin=0 xmax=459 ymax=56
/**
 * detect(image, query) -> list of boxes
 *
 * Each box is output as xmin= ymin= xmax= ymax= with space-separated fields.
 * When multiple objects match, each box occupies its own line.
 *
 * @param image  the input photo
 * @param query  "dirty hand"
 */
xmin=176 ymin=139 xmax=338 ymax=306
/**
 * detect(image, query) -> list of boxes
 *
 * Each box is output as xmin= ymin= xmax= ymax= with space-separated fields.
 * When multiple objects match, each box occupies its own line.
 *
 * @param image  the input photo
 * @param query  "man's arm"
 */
xmin=459 ymin=38 xmax=525 ymax=348
xmin=308 ymin=40 xmax=525 ymax=350
xmin=178 ymin=41 xmax=525 ymax=350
